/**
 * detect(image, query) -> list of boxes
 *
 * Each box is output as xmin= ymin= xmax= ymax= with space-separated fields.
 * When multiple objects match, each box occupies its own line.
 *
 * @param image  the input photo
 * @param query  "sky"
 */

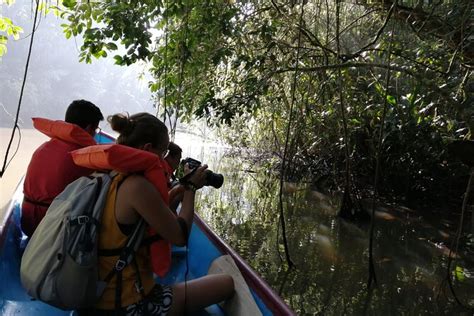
xmin=0 ymin=0 xmax=156 ymax=131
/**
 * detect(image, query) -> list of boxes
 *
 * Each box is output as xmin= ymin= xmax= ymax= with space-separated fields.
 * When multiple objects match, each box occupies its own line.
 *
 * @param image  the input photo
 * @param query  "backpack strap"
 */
xmin=131 ymin=257 xmax=146 ymax=298
xmin=97 ymin=172 xmax=142 ymax=257
xmin=98 ymin=219 xmax=146 ymax=311
xmin=69 ymin=172 xmax=121 ymax=228
xmin=96 ymin=173 xmax=153 ymax=311
xmin=69 ymin=175 xmax=104 ymax=229
xmin=115 ymin=270 xmax=123 ymax=312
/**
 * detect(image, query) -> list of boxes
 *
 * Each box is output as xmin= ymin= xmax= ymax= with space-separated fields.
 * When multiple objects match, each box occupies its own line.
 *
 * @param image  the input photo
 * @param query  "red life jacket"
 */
xmin=21 ymin=118 xmax=96 ymax=237
xmin=71 ymin=144 xmax=172 ymax=277
xmin=162 ymin=159 xmax=174 ymax=184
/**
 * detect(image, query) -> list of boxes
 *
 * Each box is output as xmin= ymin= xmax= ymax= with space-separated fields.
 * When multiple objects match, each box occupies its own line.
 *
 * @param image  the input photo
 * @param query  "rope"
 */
xmin=0 ymin=0 xmax=40 ymax=178
xmin=0 ymin=126 xmax=22 ymax=176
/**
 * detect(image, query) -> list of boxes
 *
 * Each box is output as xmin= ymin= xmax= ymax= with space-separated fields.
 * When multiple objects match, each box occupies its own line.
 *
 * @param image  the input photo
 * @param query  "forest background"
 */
xmin=2 ymin=0 xmax=473 ymax=314
xmin=2 ymin=0 xmax=472 ymax=210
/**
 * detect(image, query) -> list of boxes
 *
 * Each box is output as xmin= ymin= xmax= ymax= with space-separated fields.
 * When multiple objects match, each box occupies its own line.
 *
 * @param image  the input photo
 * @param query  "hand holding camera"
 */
xmin=180 ymin=157 xmax=224 ymax=189
xmin=187 ymin=164 xmax=208 ymax=190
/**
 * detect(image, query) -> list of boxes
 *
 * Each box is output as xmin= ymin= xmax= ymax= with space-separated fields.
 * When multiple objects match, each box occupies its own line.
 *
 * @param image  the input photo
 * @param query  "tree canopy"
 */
xmin=27 ymin=0 xmax=474 ymax=203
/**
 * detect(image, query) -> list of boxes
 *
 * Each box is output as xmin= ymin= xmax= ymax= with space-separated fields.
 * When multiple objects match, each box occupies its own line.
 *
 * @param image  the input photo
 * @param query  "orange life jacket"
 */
xmin=32 ymin=117 xmax=96 ymax=147
xmin=21 ymin=118 xmax=96 ymax=237
xmin=71 ymin=144 xmax=172 ymax=277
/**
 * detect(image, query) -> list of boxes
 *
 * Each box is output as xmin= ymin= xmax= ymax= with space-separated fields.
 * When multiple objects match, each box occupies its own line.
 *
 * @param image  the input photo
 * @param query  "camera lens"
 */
xmin=205 ymin=171 xmax=224 ymax=188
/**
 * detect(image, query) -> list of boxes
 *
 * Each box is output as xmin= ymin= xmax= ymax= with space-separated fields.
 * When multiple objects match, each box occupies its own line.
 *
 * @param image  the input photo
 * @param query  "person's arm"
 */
xmin=119 ymin=166 xmax=208 ymax=246
xmin=168 ymin=184 xmax=185 ymax=212
xmin=170 ymin=165 xmax=208 ymax=238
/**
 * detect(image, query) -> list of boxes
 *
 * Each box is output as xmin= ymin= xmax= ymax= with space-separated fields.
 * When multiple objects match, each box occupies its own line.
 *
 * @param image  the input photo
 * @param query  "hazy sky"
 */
xmin=0 ymin=0 xmax=157 ymax=131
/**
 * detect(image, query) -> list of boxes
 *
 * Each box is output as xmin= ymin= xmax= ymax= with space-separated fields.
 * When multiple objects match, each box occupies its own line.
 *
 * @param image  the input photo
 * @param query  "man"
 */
xmin=163 ymin=141 xmax=185 ymax=212
xmin=21 ymin=100 xmax=103 ymax=237
xmin=163 ymin=141 xmax=182 ymax=186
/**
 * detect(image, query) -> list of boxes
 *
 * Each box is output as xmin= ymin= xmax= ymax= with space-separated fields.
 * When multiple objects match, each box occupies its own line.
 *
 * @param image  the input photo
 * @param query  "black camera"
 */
xmin=181 ymin=157 xmax=224 ymax=189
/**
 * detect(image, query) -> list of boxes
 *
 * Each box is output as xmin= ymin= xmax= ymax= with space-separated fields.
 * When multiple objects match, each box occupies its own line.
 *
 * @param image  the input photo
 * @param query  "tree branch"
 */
xmin=276 ymin=62 xmax=414 ymax=76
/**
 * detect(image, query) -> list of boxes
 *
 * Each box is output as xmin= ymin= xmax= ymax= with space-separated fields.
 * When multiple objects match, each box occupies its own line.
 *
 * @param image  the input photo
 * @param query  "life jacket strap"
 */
xmin=23 ymin=196 xmax=51 ymax=208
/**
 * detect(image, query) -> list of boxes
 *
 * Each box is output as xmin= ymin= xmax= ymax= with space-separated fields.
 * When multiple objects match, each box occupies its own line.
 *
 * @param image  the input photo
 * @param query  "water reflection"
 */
xmin=175 ymin=133 xmax=473 ymax=315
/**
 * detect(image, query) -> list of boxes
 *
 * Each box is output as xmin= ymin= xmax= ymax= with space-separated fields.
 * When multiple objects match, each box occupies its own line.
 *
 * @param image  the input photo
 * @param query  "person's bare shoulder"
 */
xmin=120 ymin=174 xmax=154 ymax=195
xmin=116 ymin=174 xmax=159 ymax=215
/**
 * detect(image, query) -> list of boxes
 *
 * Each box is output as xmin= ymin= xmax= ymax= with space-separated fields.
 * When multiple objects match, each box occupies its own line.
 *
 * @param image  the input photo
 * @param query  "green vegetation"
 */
xmin=0 ymin=0 xmax=23 ymax=57
xmin=55 ymin=0 xmax=473 ymax=206
xmin=2 ymin=1 xmax=472 ymax=312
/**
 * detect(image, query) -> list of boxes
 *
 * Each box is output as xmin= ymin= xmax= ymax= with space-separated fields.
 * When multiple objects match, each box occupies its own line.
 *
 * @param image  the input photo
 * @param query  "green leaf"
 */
xmin=2 ymin=17 xmax=13 ymax=25
xmin=455 ymin=266 xmax=465 ymax=282
xmin=387 ymin=95 xmax=397 ymax=106
xmin=37 ymin=2 xmax=47 ymax=13
xmin=91 ymin=9 xmax=100 ymax=20
xmin=52 ymin=8 xmax=61 ymax=17
xmin=0 ymin=44 xmax=7 ymax=57
xmin=0 ymin=19 xmax=6 ymax=32
xmin=113 ymin=55 xmax=123 ymax=64
xmin=149 ymin=82 xmax=159 ymax=92
xmin=62 ymin=0 xmax=77 ymax=9
xmin=12 ymin=32 xmax=20 ymax=40
xmin=106 ymin=42 xmax=118 ymax=50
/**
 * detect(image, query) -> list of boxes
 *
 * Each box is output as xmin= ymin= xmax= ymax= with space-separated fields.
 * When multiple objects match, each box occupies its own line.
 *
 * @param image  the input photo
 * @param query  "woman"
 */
xmin=85 ymin=112 xmax=234 ymax=315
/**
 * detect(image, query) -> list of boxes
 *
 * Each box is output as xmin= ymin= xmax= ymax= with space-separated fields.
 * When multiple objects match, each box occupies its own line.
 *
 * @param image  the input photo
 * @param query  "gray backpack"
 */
xmin=20 ymin=172 xmax=145 ymax=310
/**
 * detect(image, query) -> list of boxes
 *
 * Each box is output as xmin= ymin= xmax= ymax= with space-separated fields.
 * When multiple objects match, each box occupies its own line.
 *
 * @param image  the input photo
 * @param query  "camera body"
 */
xmin=182 ymin=157 xmax=202 ymax=170
xmin=181 ymin=157 xmax=224 ymax=189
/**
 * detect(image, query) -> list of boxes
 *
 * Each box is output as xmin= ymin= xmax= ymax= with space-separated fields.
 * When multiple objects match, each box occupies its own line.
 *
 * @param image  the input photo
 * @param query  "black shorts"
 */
xmin=78 ymin=284 xmax=173 ymax=316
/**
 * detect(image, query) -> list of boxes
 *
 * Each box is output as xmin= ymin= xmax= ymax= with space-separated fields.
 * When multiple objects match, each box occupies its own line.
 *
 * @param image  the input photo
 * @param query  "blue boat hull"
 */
xmin=0 ymin=132 xmax=293 ymax=315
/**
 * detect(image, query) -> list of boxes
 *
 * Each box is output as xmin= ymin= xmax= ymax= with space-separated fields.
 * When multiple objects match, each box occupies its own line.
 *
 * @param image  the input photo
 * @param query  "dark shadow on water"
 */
xmin=191 ymin=148 xmax=474 ymax=315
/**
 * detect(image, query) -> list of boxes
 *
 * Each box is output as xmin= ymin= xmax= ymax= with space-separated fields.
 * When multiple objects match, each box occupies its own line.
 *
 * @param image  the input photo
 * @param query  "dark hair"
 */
xmin=65 ymin=99 xmax=104 ymax=129
xmin=108 ymin=112 xmax=168 ymax=149
xmin=167 ymin=141 xmax=182 ymax=158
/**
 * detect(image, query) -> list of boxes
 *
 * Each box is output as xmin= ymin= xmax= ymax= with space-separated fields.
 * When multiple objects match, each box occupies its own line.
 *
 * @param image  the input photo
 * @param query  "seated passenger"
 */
xmin=163 ymin=141 xmax=187 ymax=211
xmin=21 ymin=100 xmax=103 ymax=237
xmin=81 ymin=112 xmax=234 ymax=315
xmin=163 ymin=141 xmax=182 ymax=186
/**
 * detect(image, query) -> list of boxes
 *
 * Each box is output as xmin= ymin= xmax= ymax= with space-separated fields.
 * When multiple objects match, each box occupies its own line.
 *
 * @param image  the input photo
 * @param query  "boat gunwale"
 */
xmin=194 ymin=214 xmax=295 ymax=315
xmin=0 ymin=177 xmax=22 ymax=250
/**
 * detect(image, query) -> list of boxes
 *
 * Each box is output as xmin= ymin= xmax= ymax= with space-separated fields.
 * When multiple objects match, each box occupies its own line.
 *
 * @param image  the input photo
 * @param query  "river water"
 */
xmin=175 ymin=132 xmax=474 ymax=315
xmin=3 ymin=127 xmax=471 ymax=315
